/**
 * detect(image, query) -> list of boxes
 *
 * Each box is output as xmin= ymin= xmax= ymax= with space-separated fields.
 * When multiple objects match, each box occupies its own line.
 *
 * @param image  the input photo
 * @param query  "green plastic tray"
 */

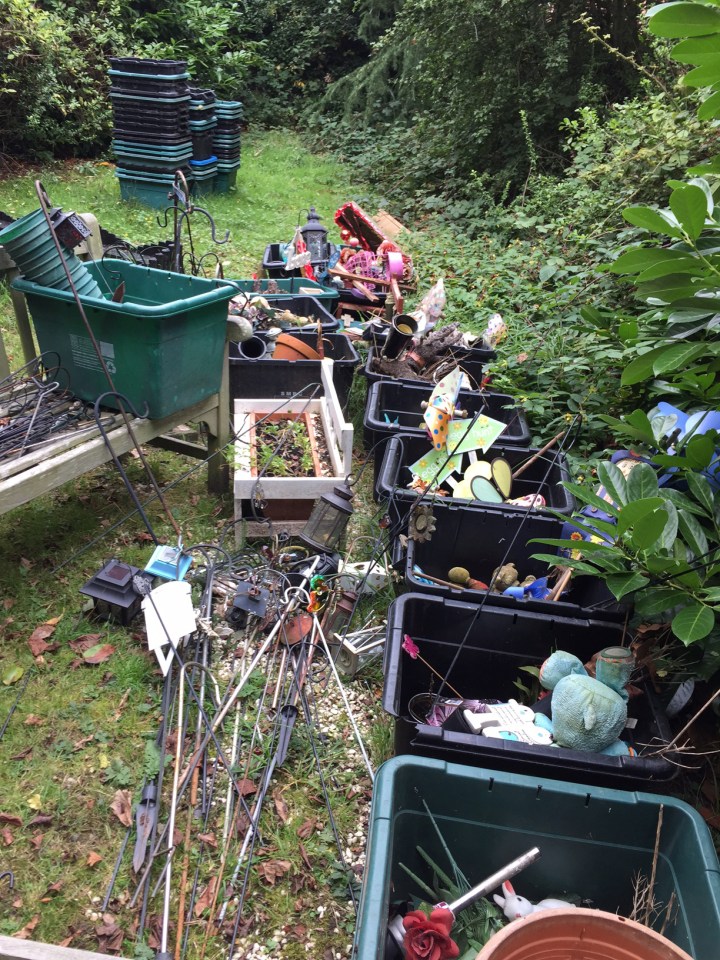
xmin=356 ymin=756 xmax=720 ymax=960
xmin=12 ymin=260 xmax=236 ymax=418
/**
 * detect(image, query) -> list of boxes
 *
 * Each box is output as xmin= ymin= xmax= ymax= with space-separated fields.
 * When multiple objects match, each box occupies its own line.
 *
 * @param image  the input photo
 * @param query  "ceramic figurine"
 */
xmin=536 ymin=648 xmax=636 ymax=755
xmin=491 ymin=562 xmax=519 ymax=592
xmin=493 ymin=880 xmax=576 ymax=921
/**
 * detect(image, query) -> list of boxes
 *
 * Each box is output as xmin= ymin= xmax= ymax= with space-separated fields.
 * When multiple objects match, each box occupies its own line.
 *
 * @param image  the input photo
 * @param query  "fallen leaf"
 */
xmin=19 ymin=557 xmax=32 ymax=570
xmin=43 ymin=881 xmax=63 ymax=898
xmin=86 ymin=851 xmax=103 ymax=867
xmin=10 ymin=747 xmax=32 ymax=761
xmin=28 ymin=636 xmax=51 ymax=657
xmin=273 ymin=788 xmax=289 ymax=824
xmin=12 ymin=914 xmax=40 ymax=939
xmin=298 ymin=841 xmax=312 ymax=871
xmin=516 ymin=351 xmax=529 ymax=363
xmin=73 ymin=735 xmax=94 ymax=751
xmin=58 ymin=935 xmax=75 ymax=948
xmin=296 ymin=817 xmax=320 ymax=840
xmin=2 ymin=827 xmax=13 ymax=845
xmin=110 ymin=790 xmax=132 ymax=828
xmin=3 ymin=598 xmax=15 ymax=610
xmin=26 ymin=794 xmax=42 ymax=810
xmin=69 ymin=633 xmax=102 ymax=654
xmin=95 ymin=920 xmax=124 ymax=953
xmin=3 ymin=665 xmax=24 ymax=686
xmin=12 ymin=897 xmax=23 ymax=909
xmin=24 ymin=715 xmax=43 ymax=726
xmin=112 ymin=689 xmax=131 ymax=722
xmin=173 ymin=827 xmax=183 ymax=849
xmin=194 ymin=876 xmax=218 ymax=917
xmin=28 ymin=813 xmax=52 ymax=827
xmin=237 ymin=778 xmax=257 ymax=797
xmin=30 ymin=832 xmax=43 ymax=851
xmin=197 ymin=832 xmax=217 ymax=849
xmin=99 ymin=754 xmax=110 ymax=769
xmin=82 ymin=643 xmax=115 ymax=665
xmin=27 ymin=618 xmax=61 ymax=656
xmin=257 ymin=858 xmax=291 ymax=886
xmin=0 ymin=813 xmax=22 ymax=826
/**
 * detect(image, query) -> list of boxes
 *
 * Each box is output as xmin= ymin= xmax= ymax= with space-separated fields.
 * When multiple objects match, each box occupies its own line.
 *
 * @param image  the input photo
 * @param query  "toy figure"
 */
xmin=493 ymin=880 xmax=576 ymax=921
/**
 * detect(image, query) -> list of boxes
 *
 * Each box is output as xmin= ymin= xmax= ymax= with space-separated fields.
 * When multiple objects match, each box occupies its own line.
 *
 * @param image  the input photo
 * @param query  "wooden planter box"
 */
xmin=233 ymin=358 xmax=353 ymax=538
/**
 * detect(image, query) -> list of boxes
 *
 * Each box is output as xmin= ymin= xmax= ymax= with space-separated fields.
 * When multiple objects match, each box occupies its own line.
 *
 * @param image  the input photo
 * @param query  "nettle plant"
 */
xmin=532 ymin=441 xmax=720 ymax=646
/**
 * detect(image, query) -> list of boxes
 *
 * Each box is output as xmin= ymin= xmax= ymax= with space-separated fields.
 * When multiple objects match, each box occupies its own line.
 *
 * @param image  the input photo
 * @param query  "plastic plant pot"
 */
xmin=475 ymin=908 xmax=695 ymax=960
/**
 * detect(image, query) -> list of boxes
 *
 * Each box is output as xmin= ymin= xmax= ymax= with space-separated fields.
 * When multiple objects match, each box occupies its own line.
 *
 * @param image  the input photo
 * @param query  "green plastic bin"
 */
xmin=356 ymin=757 xmax=720 ymax=960
xmin=12 ymin=260 xmax=237 ymax=418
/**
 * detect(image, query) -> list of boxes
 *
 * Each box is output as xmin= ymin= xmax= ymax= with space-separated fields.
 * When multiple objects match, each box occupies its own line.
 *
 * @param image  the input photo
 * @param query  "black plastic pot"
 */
xmin=383 ymin=593 xmax=676 ymax=788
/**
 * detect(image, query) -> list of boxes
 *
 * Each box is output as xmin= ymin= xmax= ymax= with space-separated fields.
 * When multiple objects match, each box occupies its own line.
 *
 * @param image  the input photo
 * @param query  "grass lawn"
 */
xmin=0 ymin=129 xmax=394 ymax=959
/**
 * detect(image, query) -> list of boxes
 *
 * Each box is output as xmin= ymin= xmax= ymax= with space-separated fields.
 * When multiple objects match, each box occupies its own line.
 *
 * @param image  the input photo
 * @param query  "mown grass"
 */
xmin=0 ymin=130 xmax=391 ymax=956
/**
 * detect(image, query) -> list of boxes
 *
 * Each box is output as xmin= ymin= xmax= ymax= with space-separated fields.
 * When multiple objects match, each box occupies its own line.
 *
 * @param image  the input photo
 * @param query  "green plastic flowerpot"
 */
xmin=0 ymin=208 xmax=48 ymax=247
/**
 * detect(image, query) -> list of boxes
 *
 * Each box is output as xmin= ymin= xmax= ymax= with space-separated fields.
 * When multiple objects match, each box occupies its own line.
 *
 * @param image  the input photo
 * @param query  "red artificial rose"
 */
xmin=402 ymin=907 xmax=459 ymax=960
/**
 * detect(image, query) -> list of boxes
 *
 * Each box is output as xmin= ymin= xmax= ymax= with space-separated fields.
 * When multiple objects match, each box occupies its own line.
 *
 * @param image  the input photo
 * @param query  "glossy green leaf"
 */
xmin=621 ymin=346 xmax=673 ymax=385
xmin=617 ymin=497 xmax=666 ymax=534
xmin=608 ymin=247 xmax=698 ymax=275
xmin=671 ymin=602 xmax=715 ymax=643
xmin=684 ymin=433 xmax=716 ymax=468
xmin=597 ymin=461 xmax=629 ymax=507
xmin=629 ymin=509 xmax=669 ymax=550
xmin=627 ymin=462 xmax=659 ymax=501
xmin=659 ymin=500 xmax=679 ymax=552
xmin=648 ymin=2 xmax=720 ymax=38
xmin=698 ymin=88 xmax=720 ymax=120
xmin=562 ymin=481 xmax=620 ymax=517
xmin=636 ymin=258 xmax=706 ymax=282
xmin=529 ymin=554 xmax=603 ymax=576
xmin=677 ymin=508 xmax=710 ymax=557
xmin=598 ymin=414 xmax=656 ymax=445
xmin=683 ymin=61 xmax=720 ymax=87
xmin=670 ymin=184 xmax=708 ymax=240
xmin=701 ymin=587 xmax=720 ymax=601
xmin=606 ymin=571 xmax=649 ymax=600
xmin=634 ymin=587 xmax=687 ymax=616
xmin=660 ymin=487 xmax=709 ymax=517
xmin=672 ymin=35 xmax=720 ymax=63
xmin=652 ymin=342 xmax=707 ymax=374
xmin=622 ymin=205 xmax=683 ymax=238
xmin=687 ymin=177 xmax=716 ymax=217
xmin=618 ymin=320 xmax=639 ymax=341
xmin=686 ymin=471 xmax=717 ymax=515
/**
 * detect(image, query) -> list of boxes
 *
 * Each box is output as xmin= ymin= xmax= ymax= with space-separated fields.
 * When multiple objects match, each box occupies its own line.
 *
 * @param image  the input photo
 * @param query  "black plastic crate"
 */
xmin=383 ymin=593 xmax=676 ymax=788
xmin=262 ymin=242 xmax=301 ymax=279
xmin=363 ymin=343 xmax=496 ymax=389
xmin=376 ymin=433 xmax=575 ymax=516
xmin=191 ymin=130 xmax=216 ymax=161
xmin=112 ymin=128 xmax=192 ymax=146
xmin=245 ymin=295 xmax=339 ymax=334
xmin=110 ymin=80 xmax=190 ymax=99
xmin=363 ymin=379 xmax=531 ymax=451
xmin=109 ymin=57 xmax=187 ymax=75
xmin=229 ymin=331 xmax=360 ymax=410
xmin=400 ymin=501 xmax=624 ymax=620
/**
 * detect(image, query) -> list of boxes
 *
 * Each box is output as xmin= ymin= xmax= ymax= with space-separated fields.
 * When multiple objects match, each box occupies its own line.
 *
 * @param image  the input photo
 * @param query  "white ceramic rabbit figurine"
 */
xmin=492 ymin=880 xmax=576 ymax=921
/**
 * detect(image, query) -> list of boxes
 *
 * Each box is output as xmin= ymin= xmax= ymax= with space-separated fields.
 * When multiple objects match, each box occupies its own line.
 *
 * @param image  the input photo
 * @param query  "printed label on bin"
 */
xmin=70 ymin=335 xmax=117 ymax=374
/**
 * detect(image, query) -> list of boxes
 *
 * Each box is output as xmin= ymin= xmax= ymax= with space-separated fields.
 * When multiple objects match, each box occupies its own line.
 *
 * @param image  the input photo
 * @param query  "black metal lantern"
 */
xmin=299 ymin=480 xmax=354 ymax=553
xmin=79 ymin=559 xmax=152 ymax=625
xmin=51 ymin=210 xmax=92 ymax=250
xmin=300 ymin=206 xmax=328 ymax=265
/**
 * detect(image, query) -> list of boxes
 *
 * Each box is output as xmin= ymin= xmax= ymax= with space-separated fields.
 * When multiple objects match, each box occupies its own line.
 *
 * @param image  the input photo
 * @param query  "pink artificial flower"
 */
xmin=402 ymin=635 xmax=420 ymax=659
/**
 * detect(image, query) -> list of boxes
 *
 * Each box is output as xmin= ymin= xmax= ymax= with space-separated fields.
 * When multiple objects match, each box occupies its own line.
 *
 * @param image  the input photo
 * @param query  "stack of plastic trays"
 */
xmin=188 ymin=88 xmax=218 ymax=195
xmin=213 ymin=100 xmax=243 ymax=192
xmin=108 ymin=58 xmax=193 ymax=208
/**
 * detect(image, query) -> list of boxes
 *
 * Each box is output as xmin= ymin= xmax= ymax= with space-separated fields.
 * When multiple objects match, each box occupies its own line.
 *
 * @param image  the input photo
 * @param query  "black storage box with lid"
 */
xmin=383 ymin=593 xmax=676 ymax=788
xmin=399 ymin=500 xmax=625 ymax=620
xmin=375 ymin=433 xmax=575 ymax=515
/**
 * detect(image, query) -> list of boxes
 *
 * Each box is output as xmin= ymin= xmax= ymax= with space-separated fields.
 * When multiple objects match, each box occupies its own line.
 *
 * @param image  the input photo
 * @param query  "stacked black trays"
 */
xmin=214 ymin=100 xmax=243 ymax=192
xmin=189 ymin=88 xmax=218 ymax=196
xmin=109 ymin=58 xmax=193 ymax=209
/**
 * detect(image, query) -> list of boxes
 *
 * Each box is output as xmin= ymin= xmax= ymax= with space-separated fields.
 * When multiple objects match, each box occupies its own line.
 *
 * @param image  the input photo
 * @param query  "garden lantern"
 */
xmin=51 ymin=210 xmax=92 ymax=250
xmin=80 ymin=559 xmax=152 ymax=625
xmin=299 ymin=480 xmax=354 ymax=553
xmin=300 ymin=206 xmax=328 ymax=264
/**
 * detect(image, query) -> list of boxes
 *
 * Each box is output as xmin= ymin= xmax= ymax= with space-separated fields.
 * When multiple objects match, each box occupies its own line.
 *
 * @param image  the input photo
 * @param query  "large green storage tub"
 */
xmin=13 ymin=260 xmax=237 ymax=418
xmin=356 ymin=757 xmax=720 ymax=960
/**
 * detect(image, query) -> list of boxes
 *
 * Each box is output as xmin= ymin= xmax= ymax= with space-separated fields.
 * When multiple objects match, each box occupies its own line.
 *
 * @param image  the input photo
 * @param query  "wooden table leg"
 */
xmin=207 ymin=340 xmax=230 ymax=495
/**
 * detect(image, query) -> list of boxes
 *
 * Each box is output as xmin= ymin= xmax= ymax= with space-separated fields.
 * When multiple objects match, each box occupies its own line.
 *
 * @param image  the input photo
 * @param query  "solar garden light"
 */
xmin=51 ymin=210 xmax=92 ymax=250
xmin=300 ymin=205 xmax=328 ymax=265
xmin=80 ymin=559 xmax=153 ymax=625
xmin=299 ymin=479 xmax=354 ymax=554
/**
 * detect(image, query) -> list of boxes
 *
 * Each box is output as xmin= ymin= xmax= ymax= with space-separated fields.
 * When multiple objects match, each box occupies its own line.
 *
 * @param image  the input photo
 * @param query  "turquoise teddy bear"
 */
xmin=535 ymin=648 xmax=636 ymax=756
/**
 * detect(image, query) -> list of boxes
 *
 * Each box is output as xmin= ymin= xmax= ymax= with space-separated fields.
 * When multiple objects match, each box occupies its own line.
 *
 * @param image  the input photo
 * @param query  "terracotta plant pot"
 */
xmin=273 ymin=333 xmax=321 ymax=361
xmin=475 ymin=908 xmax=694 ymax=960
